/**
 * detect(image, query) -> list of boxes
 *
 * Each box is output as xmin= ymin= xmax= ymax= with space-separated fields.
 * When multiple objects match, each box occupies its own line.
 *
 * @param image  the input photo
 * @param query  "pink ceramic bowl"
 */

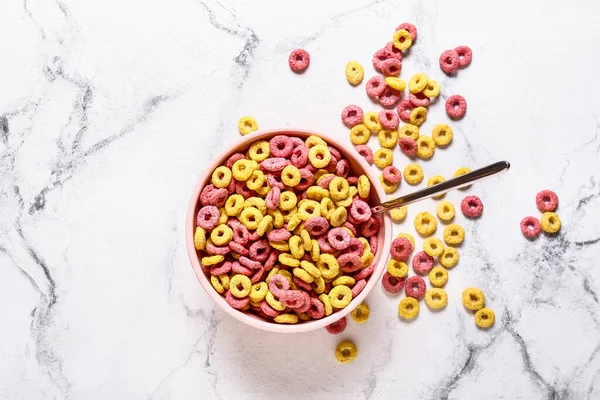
xmin=185 ymin=128 xmax=392 ymax=333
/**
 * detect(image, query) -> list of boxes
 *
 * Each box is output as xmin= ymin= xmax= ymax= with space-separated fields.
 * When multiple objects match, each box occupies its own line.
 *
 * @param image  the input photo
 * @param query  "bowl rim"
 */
xmin=185 ymin=127 xmax=392 ymax=333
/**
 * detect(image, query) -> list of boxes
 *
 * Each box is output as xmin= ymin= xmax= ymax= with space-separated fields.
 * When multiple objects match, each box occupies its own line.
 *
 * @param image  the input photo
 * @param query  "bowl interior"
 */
xmin=186 ymin=128 xmax=392 ymax=333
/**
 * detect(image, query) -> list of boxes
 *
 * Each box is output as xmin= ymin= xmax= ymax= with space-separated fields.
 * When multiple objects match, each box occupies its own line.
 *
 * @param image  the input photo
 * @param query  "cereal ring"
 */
xmin=364 ymin=112 xmax=382 ymax=133
xmin=475 ymin=308 xmax=495 ymax=329
xmin=248 ymin=140 xmax=271 ymax=162
xmin=232 ymin=159 xmax=256 ymax=181
xmin=381 ymin=58 xmax=402 ymax=77
xmin=249 ymin=282 xmax=268 ymax=303
xmin=265 ymin=187 xmax=281 ymax=211
xmin=455 ymin=46 xmax=473 ymax=67
xmin=432 ymin=124 xmax=453 ymax=146
xmin=408 ymin=73 xmax=428 ymax=94
xmin=210 ymin=275 xmax=225 ymax=294
xmin=226 ymin=153 xmax=245 ymax=169
xmin=266 ymin=291 xmax=286 ymax=311
xmin=453 ymin=167 xmax=471 ymax=179
xmin=405 ymin=276 xmax=426 ymax=299
xmin=274 ymin=314 xmax=299 ymax=324
xmin=423 ymin=238 xmax=444 ymax=259
xmin=390 ymin=237 xmax=412 ymax=260
xmin=279 ymin=290 xmax=310 ymax=309
xmin=390 ymin=205 xmax=408 ymax=222
xmin=210 ymin=224 xmax=233 ymax=246
xmin=200 ymin=184 xmax=228 ymax=207
xmin=382 ymin=166 xmax=402 ymax=184
xmin=520 ymin=216 xmax=542 ymax=239
xmin=350 ymin=302 xmax=370 ymax=324
xmin=436 ymin=201 xmax=455 ymax=222
xmin=335 ymin=340 xmax=358 ymax=363
xmin=440 ymin=246 xmax=459 ymax=268
xmin=281 ymin=165 xmax=301 ymax=187
xmin=317 ymin=254 xmax=339 ymax=279
xmin=403 ymin=163 xmax=424 ymax=185
xmin=414 ymin=211 xmax=437 ymax=236
xmin=446 ymin=95 xmax=467 ymax=119
xmin=337 ymin=253 xmax=362 ymax=273
xmin=398 ymin=124 xmax=419 ymax=141
xmin=246 ymin=170 xmax=266 ymax=191
xmin=229 ymin=274 xmax=252 ymax=298
xmin=239 ymin=207 xmax=263 ymax=230
xmin=392 ymin=29 xmax=412 ymax=51
xmin=412 ymin=251 xmax=434 ymax=275
xmin=289 ymin=235 xmax=305 ymax=259
xmin=378 ymin=129 xmax=399 ymax=149
xmin=329 ymin=177 xmax=350 ymax=201
xmin=461 ymin=195 xmax=484 ymax=218
xmin=396 ymin=100 xmax=414 ymax=122
xmin=382 ymin=272 xmax=405 ymax=294
xmin=439 ymin=49 xmax=459 ymax=74
xmin=329 ymin=285 xmax=353 ymax=308
xmin=366 ymin=76 xmax=386 ymax=98
xmin=197 ymin=205 xmax=220 ymax=230
xmin=379 ymin=110 xmax=399 ymax=131
xmin=332 ymin=276 xmax=355 ymax=287
xmin=372 ymin=48 xmax=391 ymax=72
xmin=398 ymin=297 xmax=419 ymax=320
xmin=305 ymin=216 xmax=329 ymax=236
xmin=306 ymin=297 xmax=325 ymax=319
xmin=352 ymin=145 xmax=372 ymax=165
xmin=326 ymin=316 xmax=346 ymax=334
xmin=327 ymin=227 xmax=351 ymax=250
xmin=260 ymin=157 xmax=287 ymax=173
xmin=399 ymin=137 xmax=418 ymax=158
xmin=536 ymin=190 xmax=559 ymax=212
xmin=349 ymin=199 xmax=372 ymax=223
xmin=298 ymin=200 xmax=321 ymax=217
xmin=270 ymin=135 xmax=294 ymax=158
xmin=300 ymin=260 xmax=321 ymax=278
xmin=397 ymin=233 xmax=415 ymax=249
xmin=385 ymin=77 xmax=406 ymax=91
xmin=422 ymin=80 xmax=440 ymax=98
xmin=289 ymin=49 xmax=310 ymax=73
xmin=279 ymin=191 xmax=297 ymax=211
xmin=384 ymin=41 xmax=404 ymax=60
xmin=224 ymin=194 xmax=245 ymax=217
xmin=395 ymin=22 xmax=417 ymax=41
xmin=342 ymin=105 xmax=365 ymax=128
xmin=291 ymin=146 xmax=309 ymax=169
xmin=207 ymin=240 xmax=231 ymax=256
xmin=351 ymin=279 xmax=367 ymax=298
xmin=387 ymin=259 xmax=408 ymax=278
xmin=225 ymin=290 xmax=249 ymax=309
xmin=541 ymin=212 xmax=561 ymax=233
xmin=308 ymin=145 xmax=331 ymax=169
xmin=443 ymin=224 xmax=465 ymax=245
xmin=416 ymin=135 xmax=435 ymax=159
xmin=238 ymin=116 xmax=258 ymax=135
xmin=345 ymin=61 xmax=364 ymax=85
xmin=349 ymin=124 xmax=370 ymax=145
xmin=427 ymin=175 xmax=446 ymax=200
xmin=424 ymin=288 xmax=448 ymax=310
xmin=462 ymin=287 xmax=485 ymax=310
xmin=357 ymin=175 xmax=370 ymax=199
xmin=259 ymin=299 xmax=281 ymax=318
xmin=305 ymin=135 xmax=328 ymax=149
xmin=194 ymin=227 xmax=207 ymax=250
xmin=429 ymin=266 xmax=448 ymax=287
xmin=211 ymin=166 xmax=232 ymax=189
xmin=374 ymin=148 xmax=393 ymax=169
xmin=409 ymin=106 xmax=427 ymax=126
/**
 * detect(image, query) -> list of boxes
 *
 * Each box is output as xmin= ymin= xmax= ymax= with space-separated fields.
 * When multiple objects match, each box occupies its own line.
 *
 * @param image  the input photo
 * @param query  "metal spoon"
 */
xmin=371 ymin=161 xmax=511 ymax=215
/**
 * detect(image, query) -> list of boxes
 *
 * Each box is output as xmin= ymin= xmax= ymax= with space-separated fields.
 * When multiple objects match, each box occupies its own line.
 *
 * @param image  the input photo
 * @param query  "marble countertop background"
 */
xmin=1 ymin=0 xmax=600 ymax=399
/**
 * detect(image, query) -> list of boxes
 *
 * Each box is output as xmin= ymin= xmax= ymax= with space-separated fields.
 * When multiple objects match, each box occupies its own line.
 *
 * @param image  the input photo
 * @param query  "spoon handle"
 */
xmin=371 ymin=161 xmax=510 ymax=215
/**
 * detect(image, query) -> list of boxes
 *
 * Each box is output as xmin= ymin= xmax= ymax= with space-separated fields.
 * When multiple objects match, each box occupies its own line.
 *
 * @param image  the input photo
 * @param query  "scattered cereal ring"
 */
xmin=378 ymin=129 xmax=399 ymax=149
xmin=440 ymin=246 xmax=459 ymax=268
xmin=382 ymin=272 xmax=405 ymax=294
xmin=408 ymin=73 xmax=428 ymax=94
xmin=409 ymin=106 xmax=427 ymax=126
xmin=384 ymin=41 xmax=404 ymax=60
xmin=454 ymin=46 xmax=472 ymax=67
xmin=432 ymin=124 xmax=453 ymax=146
xmin=424 ymin=288 xmax=448 ymax=310
xmin=429 ymin=266 xmax=448 ymax=287
xmin=443 ymin=223 xmax=465 ymax=245
xmin=341 ymin=105 xmax=365 ymax=128
xmin=536 ymin=190 xmax=559 ymax=212
xmin=403 ymin=163 xmax=424 ymax=185
xmin=238 ymin=116 xmax=258 ymax=135
xmin=391 ymin=237 xmax=412 ymax=260
xmin=345 ymin=61 xmax=364 ymax=85
xmin=381 ymin=58 xmax=402 ymax=77
xmin=453 ymin=167 xmax=471 ymax=179
xmin=397 ymin=232 xmax=415 ymax=249
xmin=409 ymin=92 xmax=431 ymax=108
xmin=364 ymin=112 xmax=382 ymax=133
xmin=326 ymin=316 xmax=347 ymax=334
xmin=355 ymin=145 xmax=373 ymax=164
xmin=461 ymin=195 xmax=484 ymax=218
xmin=350 ymin=302 xmax=370 ymax=324
xmin=379 ymin=109 xmax=400 ymax=131
xmin=398 ymin=296 xmax=419 ymax=320
xmin=398 ymin=124 xmax=419 ymax=141
xmin=374 ymin=148 xmax=393 ymax=169
xmin=383 ymin=166 xmax=402 ymax=184
xmin=414 ymin=211 xmax=437 ymax=236
xmin=395 ymin=22 xmax=417 ymax=41
xmin=329 ymin=285 xmax=353 ymax=308
xmin=416 ymin=135 xmax=435 ymax=159
xmin=446 ymin=95 xmax=467 ymax=119
xmin=289 ymin=49 xmax=310 ymax=73
xmin=405 ymin=276 xmax=426 ymax=299
xmin=475 ymin=308 xmax=495 ymax=329
xmin=392 ymin=29 xmax=413 ymax=51
xmin=372 ymin=48 xmax=391 ymax=72
xmin=349 ymin=124 xmax=370 ymax=145
xmin=366 ymin=76 xmax=386 ymax=98
xmin=439 ymin=49 xmax=459 ymax=74
xmin=423 ymin=237 xmax=444 ymax=257
xmin=541 ymin=212 xmax=561 ymax=233
xmin=396 ymin=100 xmax=414 ymax=123
xmin=378 ymin=175 xmax=398 ymax=194
xmin=462 ymin=287 xmax=485 ymax=310
xmin=387 ymin=259 xmax=408 ymax=278
xmin=422 ymin=80 xmax=440 ymax=98
xmin=412 ymin=251 xmax=434 ymax=275
xmin=520 ymin=216 xmax=542 ymax=239
xmin=335 ymin=340 xmax=358 ymax=363
xmin=427 ymin=175 xmax=446 ymax=200
xmin=390 ymin=205 xmax=408 ymax=222
xmin=399 ymin=137 xmax=418 ymax=157
xmin=385 ymin=77 xmax=406 ymax=91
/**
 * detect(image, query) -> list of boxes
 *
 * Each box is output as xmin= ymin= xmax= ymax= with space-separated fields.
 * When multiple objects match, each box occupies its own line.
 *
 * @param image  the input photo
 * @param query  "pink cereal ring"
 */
xmin=325 ymin=156 xmax=338 ymax=173
xmin=328 ymin=227 xmax=352 ymax=250
xmin=409 ymin=92 xmax=431 ymax=108
xmin=269 ymin=135 xmax=294 ymax=158
xmin=354 ymin=265 xmax=374 ymax=280
xmin=412 ymin=251 xmax=434 ymax=275
xmin=338 ymin=253 xmax=362 ymax=273
xmin=293 ymin=276 xmax=313 ymax=291
xmin=235 ymin=181 xmax=255 ymax=199
xmin=536 ymin=190 xmax=559 ymax=212
xmin=268 ymin=274 xmax=290 ymax=298
xmin=292 ymin=297 xmax=311 ymax=313
xmin=390 ymin=237 xmax=412 ymax=260
xmin=249 ymin=240 xmax=271 ymax=262
xmin=250 ymin=266 xmax=264 ymax=284
xmin=383 ymin=166 xmax=402 ymax=184
xmin=395 ymin=22 xmax=417 ymax=41
xmin=225 ymin=290 xmax=250 ymax=309
xmin=248 ymin=231 xmax=260 ymax=242
xmin=325 ymin=316 xmax=347 ymax=334
xmin=366 ymin=76 xmax=386 ymax=98
xmin=354 ymin=145 xmax=373 ymax=164
xmin=347 ymin=176 xmax=359 ymax=185
xmin=384 ymin=42 xmax=403 ymax=60
xmin=382 ymin=272 xmax=405 ymax=294
xmin=290 ymin=137 xmax=304 ymax=147
xmin=210 ymin=261 xmax=232 ymax=276
xmin=206 ymin=242 xmax=231 ymax=256
xmin=239 ymin=256 xmax=262 ymax=270
xmin=396 ymin=99 xmax=414 ymax=122
xmin=290 ymin=145 xmax=309 ymax=168
xmin=343 ymin=221 xmax=357 ymax=237
xmin=369 ymin=236 xmax=378 ymax=256
xmin=521 ymin=216 xmax=542 ymax=239
xmin=439 ymin=49 xmax=459 ymax=74
xmin=379 ymin=109 xmax=400 ymax=130
xmin=351 ymin=279 xmax=367 ymax=298
xmin=372 ymin=48 xmax=390 ymax=72
xmin=260 ymin=300 xmax=281 ymax=318
xmin=200 ymin=185 xmax=228 ymax=207
xmin=226 ymin=153 xmax=245 ymax=169
xmin=335 ymin=160 xmax=350 ymax=178
xmin=317 ymin=236 xmax=335 ymax=253
xmin=341 ymin=105 xmax=364 ymax=128
xmin=267 ymin=173 xmax=284 ymax=190
xmin=345 ymin=238 xmax=365 ymax=256
xmin=350 ymin=199 xmax=372 ymax=223
xmin=264 ymin=250 xmax=279 ymax=271
xmin=196 ymin=206 xmax=220 ymax=230
xmin=307 ymin=297 xmax=325 ymax=319
xmin=228 ymin=241 xmax=249 ymax=256
xmin=454 ymin=46 xmax=472 ymax=67
xmin=226 ymin=178 xmax=236 ymax=194
xmin=231 ymin=223 xmax=249 ymax=245
xmin=328 ymin=146 xmax=342 ymax=161
xmin=267 ymin=228 xmax=291 ymax=242
xmin=446 ymin=95 xmax=467 ymax=119
xmin=381 ymin=58 xmax=402 ymax=77
xmin=318 ymin=174 xmax=335 ymax=189
xmin=266 ymin=186 xmax=281 ymax=210
xmin=305 ymin=216 xmax=329 ymax=236
xmin=379 ymin=86 xmax=402 ymax=108
xmin=361 ymin=217 xmax=380 ymax=237
xmin=260 ymin=157 xmax=288 ymax=172
xmin=461 ymin=195 xmax=484 ymax=218
xmin=346 ymin=213 xmax=362 ymax=227
xmin=405 ymin=276 xmax=426 ymax=299
xmin=289 ymin=49 xmax=310 ymax=73
xmin=399 ymin=137 xmax=418 ymax=157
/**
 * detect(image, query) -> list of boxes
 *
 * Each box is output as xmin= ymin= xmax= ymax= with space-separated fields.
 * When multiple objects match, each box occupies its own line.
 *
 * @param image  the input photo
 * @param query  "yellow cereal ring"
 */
xmin=332 ymin=276 xmax=355 ymax=287
xmin=319 ymin=293 xmax=333 ymax=316
xmin=475 ymin=308 xmax=495 ymax=328
xmin=329 ymin=285 xmax=353 ymax=308
xmin=298 ymin=200 xmax=321 ymax=217
xmin=350 ymin=302 xmax=370 ymax=324
xmin=378 ymin=129 xmax=399 ymax=149
xmin=274 ymin=313 xmax=299 ymax=324
xmin=249 ymin=282 xmax=268 ymax=303
xmin=268 ymin=208 xmax=284 ymax=228
xmin=436 ymin=201 xmax=455 ymax=222
xmin=224 ymin=194 xmax=244 ymax=217
xmin=335 ymin=340 xmax=358 ymax=363
xmin=462 ymin=287 xmax=485 ymax=311
xmin=398 ymin=297 xmax=419 ymax=320
xmin=358 ymin=237 xmax=370 ymax=254
xmin=329 ymin=177 xmax=350 ymax=201
xmin=279 ymin=191 xmax=298 ymax=211
xmin=374 ymin=148 xmax=393 ymax=169
xmin=416 ymin=135 xmax=435 ymax=159
xmin=210 ymin=275 xmax=225 ymax=294
xmin=306 ymin=135 xmax=328 ymax=149
xmin=297 ymin=312 xmax=311 ymax=321
xmin=424 ymin=288 xmax=448 ymax=309
xmin=300 ymin=260 xmax=320 ymax=278
xmin=392 ymin=29 xmax=413 ymax=51
xmin=396 ymin=232 xmax=415 ymax=249
xmin=422 ymin=80 xmax=440 ymax=97
xmin=231 ymin=159 xmax=256 ymax=181
xmin=306 ymin=186 xmax=329 ymax=201
xmin=281 ymin=207 xmax=297 ymax=223
xmin=361 ymin=250 xmax=374 ymax=268
xmin=312 ymin=275 xmax=325 ymax=294
xmin=244 ymin=196 xmax=266 ymax=215
xmin=316 ymin=173 xmax=334 ymax=185
xmin=238 ymin=116 xmax=258 ymax=135
xmin=379 ymin=175 xmax=399 ymax=194
xmin=218 ymin=274 xmax=230 ymax=291
xmin=364 ymin=111 xmax=382 ymax=133
xmin=334 ymin=194 xmax=354 ymax=208
xmin=429 ymin=266 xmax=448 ymax=287
xmin=281 ymin=165 xmax=301 ymax=187
xmin=317 ymin=254 xmax=339 ymax=279
xmin=310 ymin=239 xmax=321 ymax=262
xmin=229 ymin=274 xmax=252 ymax=298
xmin=308 ymin=144 xmax=331 ymax=169
xmin=256 ymin=215 xmax=273 ymax=236
xmin=289 ymin=235 xmax=305 ymax=259
xmin=349 ymin=124 xmax=370 ymax=145
xmin=454 ymin=166 xmax=472 ymax=190
xmin=387 ymin=259 xmax=408 ymax=278
xmin=390 ymin=205 xmax=408 ymax=222
xmin=427 ymin=175 xmax=446 ymax=200
xmin=211 ymin=166 xmax=232 ymax=189
xmin=432 ymin=124 xmax=453 ymax=146
xmin=345 ymin=61 xmax=364 ymax=85
xmin=403 ymin=163 xmax=424 ymax=185
xmin=414 ymin=211 xmax=437 ymax=236
xmin=385 ymin=77 xmax=406 ymax=91
xmin=287 ymin=212 xmax=307 ymax=231
xmin=398 ymin=124 xmax=419 ymax=141
xmin=541 ymin=212 xmax=561 ymax=233
xmin=248 ymin=140 xmax=270 ymax=162
xmin=239 ymin=207 xmax=263 ymax=230
xmin=202 ymin=254 xmax=224 ymax=266
xmin=440 ymin=246 xmax=459 ymax=268
xmin=409 ymin=106 xmax=427 ymax=126
xmin=194 ymin=227 xmax=207 ymax=250
xmin=357 ymin=175 xmax=370 ymax=199
xmin=330 ymin=207 xmax=347 ymax=227
xmin=444 ymin=223 xmax=465 ymax=245
xmin=423 ymin=237 xmax=444 ymax=257
xmin=408 ymin=73 xmax=428 ymax=93
xmin=320 ymin=197 xmax=335 ymax=219
xmin=255 ymin=181 xmax=270 ymax=196
xmin=293 ymin=267 xmax=314 ymax=283
xmin=266 ymin=291 xmax=286 ymax=311
xmin=210 ymin=224 xmax=233 ymax=246
xmin=269 ymin=241 xmax=289 ymax=253
xmin=279 ymin=252 xmax=300 ymax=267
xmin=299 ymin=230 xmax=312 ymax=251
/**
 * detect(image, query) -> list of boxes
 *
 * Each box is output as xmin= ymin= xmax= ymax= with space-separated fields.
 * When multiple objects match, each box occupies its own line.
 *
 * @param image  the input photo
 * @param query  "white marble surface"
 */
xmin=1 ymin=0 xmax=600 ymax=398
